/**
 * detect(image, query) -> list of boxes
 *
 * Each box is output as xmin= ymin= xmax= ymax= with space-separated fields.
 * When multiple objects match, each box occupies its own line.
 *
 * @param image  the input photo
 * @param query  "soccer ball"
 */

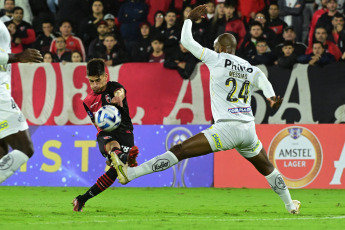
xmin=95 ymin=105 xmax=121 ymax=132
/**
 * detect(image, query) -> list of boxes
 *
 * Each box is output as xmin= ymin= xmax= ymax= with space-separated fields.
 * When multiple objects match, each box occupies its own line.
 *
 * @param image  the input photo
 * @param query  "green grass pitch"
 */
xmin=0 ymin=187 xmax=344 ymax=230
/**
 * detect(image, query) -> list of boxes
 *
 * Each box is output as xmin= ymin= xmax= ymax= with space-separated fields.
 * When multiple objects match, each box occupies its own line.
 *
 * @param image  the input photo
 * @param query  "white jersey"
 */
xmin=181 ymin=19 xmax=275 ymax=123
xmin=0 ymin=20 xmax=12 ymax=93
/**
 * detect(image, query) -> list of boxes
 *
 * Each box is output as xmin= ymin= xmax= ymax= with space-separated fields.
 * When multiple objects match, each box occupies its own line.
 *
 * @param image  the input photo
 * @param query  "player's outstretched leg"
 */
xmin=246 ymin=147 xmax=301 ymax=214
xmin=110 ymin=152 xmax=129 ymax=184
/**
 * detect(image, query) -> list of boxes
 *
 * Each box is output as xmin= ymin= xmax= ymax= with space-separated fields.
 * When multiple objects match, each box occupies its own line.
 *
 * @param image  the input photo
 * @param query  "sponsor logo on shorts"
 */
xmin=251 ymin=140 xmax=260 ymax=152
xmin=152 ymin=159 xmax=170 ymax=172
xmin=0 ymin=154 xmax=13 ymax=170
xmin=268 ymin=126 xmax=323 ymax=188
xmin=228 ymin=107 xmax=252 ymax=114
xmin=0 ymin=121 xmax=9 ymax=131
xmin=211 ymin=133 xmax=222 ymax=149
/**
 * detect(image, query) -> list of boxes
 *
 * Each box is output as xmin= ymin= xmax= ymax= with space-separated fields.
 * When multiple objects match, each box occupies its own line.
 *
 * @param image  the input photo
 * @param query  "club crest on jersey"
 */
xmin=105 ymin=94 xmax=111 ymax=103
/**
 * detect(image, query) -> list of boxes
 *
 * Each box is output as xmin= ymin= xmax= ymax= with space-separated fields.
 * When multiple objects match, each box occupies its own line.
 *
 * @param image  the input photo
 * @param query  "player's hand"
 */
xmin=111 ymin=96 xmax=123 ymax=107
xmin=187 ymin=4 xmax=207 ymax=22
xmin=11 ymin=48 xmax=43 ymax=63
xmin=267 ymin=96 xmax=283 ymax=109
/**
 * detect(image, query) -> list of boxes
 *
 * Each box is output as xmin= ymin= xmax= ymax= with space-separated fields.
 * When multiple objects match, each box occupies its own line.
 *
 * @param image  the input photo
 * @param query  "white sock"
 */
xmin=127 ymin=151 xmax=179 ymax=181
xmin=265 ymin=168 xmax=295 ymax=211
xmin=0 ymin=150 xmax=29 ymax=183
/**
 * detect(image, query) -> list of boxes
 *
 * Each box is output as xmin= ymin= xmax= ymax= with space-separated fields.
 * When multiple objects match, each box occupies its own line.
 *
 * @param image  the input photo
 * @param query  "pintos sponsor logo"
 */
xmin=268 ymin=126 xmax=323 ymax=188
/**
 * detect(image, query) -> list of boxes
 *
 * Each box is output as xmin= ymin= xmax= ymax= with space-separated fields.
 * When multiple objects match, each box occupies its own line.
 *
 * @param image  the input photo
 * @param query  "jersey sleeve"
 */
xmin=83 ymin=102 xmax=95 ymax=123
xmin=181 ymin=19 xmax=218 ymax=67
xmin=252 ymin=69 xmax=275 ymax=99
xmin=108 ymin=81 xmax=126 ymax=96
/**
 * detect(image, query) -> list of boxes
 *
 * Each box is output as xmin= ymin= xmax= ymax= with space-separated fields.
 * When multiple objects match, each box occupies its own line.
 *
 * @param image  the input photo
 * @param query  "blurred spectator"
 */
xmin=56 ymin=0 xmax=89 ymax=35
xmin=278 ymin=0 xmax=305 ymax=42
xmin=238 ymin=21 xmax=264 ymax=61
xmin=149 ymin=35 xmax=165 ymax=63
xmin=315 ymin=0 xmax=338 ymax=35
xmin=329 ymin=13 xmax=345 ymax=53
xmin=15 ymin=0 xmax=33 ymax=25
xmin=6 ymin=21 xmax=22 ymax=53
xmin=33 ymin=20 xmax=56 ymax=54
xmin=71 ymin=51 xmax=83 ymax=63
xmin=151 ymin=10 xmax=165 ymax=36
xmin=104 ymin=13 xmax=125 ymax=48
xmin=50 ymin=20 xmax=86 ymax=61
xmin=249 ymin=38 xmax=276 ymax=65
xmin=274 ymin=26 xmax=307 ymax=57
xmin=88 ymin=20 xmax=109 ymax=61
xmin=51 ymin=36 xmax=72 ymax=63
xmin=211 ymin=2 xmax=225 ymax=40
xmin=164 ymin=43 xmax=199 ymax=79
xmin=43 ymin=51 xmax=53 ymax=63
xmin=30 ymin=0 xmax=55 ymax=33
xmin=118 ymin=0 xmax=148 ymax=53
xmin=145 ymin=0 xmax=172 ymax=25
xmin=277 ymin=40 xmax=298 ymax=68
xmin=254 ymin=12 xmax=279 ymax=48
xmin=177 ymin=5 xmax=192 ymax=28
xmin=5 ymin=7 xmax=36 ymax=49
xmin=308 ymin=0 xmax=328 ymax=47
xmin=266 ymin=3 xmax=288 ymax=45
xmin=206 ymin=0 xmax=215 ymax=20
xmin=0 ymin=0 xmax=14 ymax=23
xmin=161 ymin=10 xmax=180 ymax=55
xmin=306 ymin=26 xmax=342 ymax=60
xmin=132 ymin=22 xmax=152 ymax=62
xmin=297 ymin=41 xmax=335 ymax=66
xmin=96 ymin=33 xmax=130 ymax=66
xmin=238 ymin=0 xmax=266 ymax=24
xmin=190 ymin=11 xmax=209 ymax=47
xmin=79 ymin=0 xmax=104 ymax=50
xmin=223 ymin=1 xmax=246 ymax=48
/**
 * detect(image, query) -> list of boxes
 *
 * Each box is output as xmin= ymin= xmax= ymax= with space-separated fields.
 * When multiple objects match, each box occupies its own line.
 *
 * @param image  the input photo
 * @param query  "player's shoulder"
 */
xmin=107 ymin=81 xmax=124 ymax=88
xmin=83 ymin=93 xmax=95 ymax=105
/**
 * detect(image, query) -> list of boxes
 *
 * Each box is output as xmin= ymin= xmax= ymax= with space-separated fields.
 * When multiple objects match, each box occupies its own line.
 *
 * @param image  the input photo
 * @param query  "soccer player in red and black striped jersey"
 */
xmin=72 ymin=58 xmax=139 ymax=212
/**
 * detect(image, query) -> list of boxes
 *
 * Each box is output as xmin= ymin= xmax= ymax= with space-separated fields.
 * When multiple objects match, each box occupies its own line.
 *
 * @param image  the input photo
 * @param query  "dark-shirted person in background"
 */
xmin=151 ymin=10 xmax=165 ymax=36
xmin=162 ymin=9 xmax=180 ymax=56
xmin=297 ymin=41 xmax=335 ymax=66
xmin=277 ymin=40 xmax=298 ymax=68
xmin=132 ymin=22 xmax=152 ymax=62
xmin=274 ymin=26 xmax=307 ymax=57
xmin=238 ymin=21 xmax=264 ymax=61
xmin=254 ymin=11 xmax=279 ymax=48
xmin=249 ymin=38 xmax=276 ymax=66
xmin=149 ymin=35 xmax=165 ymax=63
xmin=51 ymin=36 xmax=72 ymax=63
xmin=266 ymin=3 xmax=288 ymax=45
xmin=164 ymin=42 xmax=199 ymax=79
xmin=5 ymin=6 xmax=36 ymax=49
xmin=88 ymin=20 xmax=109 ymax=61
xmin=0 ymin=0 xmax=15 ymax=23
xmin=33 ymin=20 xmax=56 ymax=54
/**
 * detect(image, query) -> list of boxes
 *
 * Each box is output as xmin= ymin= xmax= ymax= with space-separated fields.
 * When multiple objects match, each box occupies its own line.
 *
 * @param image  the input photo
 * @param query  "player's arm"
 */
xmin=0 ymin=48 xmax=43 ymax=64
xmin=83 ymin=102 xmax=98 ymax=129
xmin=180 ymin=5 xmax=207 ymax=60
xmin=111 ymin=88 xmax=125 ymax=107
xmin=254 ymin=70 xmax=283 ymax=109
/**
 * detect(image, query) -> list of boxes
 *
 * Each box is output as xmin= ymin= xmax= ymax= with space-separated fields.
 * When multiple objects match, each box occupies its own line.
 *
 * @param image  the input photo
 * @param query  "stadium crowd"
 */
xmin=1 ymin=0 xmax=345 ymax=79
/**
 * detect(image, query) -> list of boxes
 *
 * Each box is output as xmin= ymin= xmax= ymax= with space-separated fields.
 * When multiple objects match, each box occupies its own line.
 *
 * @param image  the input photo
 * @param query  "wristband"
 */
xmin=0 ymin=52 xmax=9 ymax=65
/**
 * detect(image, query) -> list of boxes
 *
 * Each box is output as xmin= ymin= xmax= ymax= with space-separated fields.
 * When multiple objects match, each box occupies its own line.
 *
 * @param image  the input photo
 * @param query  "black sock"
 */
xmin=111 ymin=147 xmax=127 ymax=164
xmin=78 ymin=167 xmax=118 ymax=203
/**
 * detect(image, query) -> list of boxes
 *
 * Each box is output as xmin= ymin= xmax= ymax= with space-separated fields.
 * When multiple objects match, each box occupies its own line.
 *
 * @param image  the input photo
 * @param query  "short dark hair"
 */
xmin=59 ymin=20 xmax=73 ymax=28
xmin=249 ymin=21 xmax=263 ymax=30
xmin=87 ymin=58 xmax=105 ymax=76
xmin=282 ymin=40 xmax=294 ymax=47
xmin=313 ymin=41 xmax=324 ymax=48
xmin=333 ymin=12 xmax=344 ymax=20
xmin=256 ymin=37 xmax=267 ymax=44
xmin=151 ymin=35 xmax=164 ymax=43
xmin=13 ymin=6 xmax=23 ymax=13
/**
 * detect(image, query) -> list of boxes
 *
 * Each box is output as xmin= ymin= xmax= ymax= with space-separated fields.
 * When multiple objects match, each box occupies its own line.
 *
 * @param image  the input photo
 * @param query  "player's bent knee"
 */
xmin=170 ymin=144 xmax=184 ymax=160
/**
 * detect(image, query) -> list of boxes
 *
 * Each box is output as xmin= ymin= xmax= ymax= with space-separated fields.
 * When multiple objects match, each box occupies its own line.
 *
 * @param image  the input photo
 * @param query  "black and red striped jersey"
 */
xmin=83 ymin=81 xmax=133 ymax=134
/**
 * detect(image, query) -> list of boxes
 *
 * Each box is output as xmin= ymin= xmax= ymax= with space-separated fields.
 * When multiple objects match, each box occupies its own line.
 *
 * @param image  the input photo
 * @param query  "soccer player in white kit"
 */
xmin=111 ymin=5 xmax=301 ymax=214
xmin=0 ymin=20 xmax=43 ymax=183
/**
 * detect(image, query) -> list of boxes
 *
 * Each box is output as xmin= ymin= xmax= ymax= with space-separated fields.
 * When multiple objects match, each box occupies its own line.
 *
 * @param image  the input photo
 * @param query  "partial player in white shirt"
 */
xmin=111 ymin=5 xmax=300 ymax=214
xmin=0 ymin=20 xmax=43 ymax=184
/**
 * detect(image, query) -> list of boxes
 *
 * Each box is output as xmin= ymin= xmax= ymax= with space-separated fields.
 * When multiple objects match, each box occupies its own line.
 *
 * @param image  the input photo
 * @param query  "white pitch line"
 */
xmin=26 ymin=215 xmax=345 ymax=225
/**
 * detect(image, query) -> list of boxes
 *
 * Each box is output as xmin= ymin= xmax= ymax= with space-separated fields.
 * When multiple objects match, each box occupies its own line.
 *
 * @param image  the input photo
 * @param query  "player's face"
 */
xmin=88 ymin=75 xmax=107 ymax=93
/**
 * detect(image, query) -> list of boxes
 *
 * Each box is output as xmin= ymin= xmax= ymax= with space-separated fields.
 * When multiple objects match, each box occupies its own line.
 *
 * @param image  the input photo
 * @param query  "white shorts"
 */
xmin=0 ymin=91 xmax=28 ymax=139
xmin=202 ymin=120 xmax=262 ymax=158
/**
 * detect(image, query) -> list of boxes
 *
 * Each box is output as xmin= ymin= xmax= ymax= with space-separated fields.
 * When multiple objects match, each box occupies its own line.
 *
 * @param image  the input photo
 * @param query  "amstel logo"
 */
xmin=268 ymin=126 xmax=323 ymax=188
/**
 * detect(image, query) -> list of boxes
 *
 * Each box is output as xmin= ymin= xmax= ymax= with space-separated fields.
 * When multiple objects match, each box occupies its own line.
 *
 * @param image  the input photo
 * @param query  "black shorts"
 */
xmin=97 ymin=130 xmax=134 ymax=160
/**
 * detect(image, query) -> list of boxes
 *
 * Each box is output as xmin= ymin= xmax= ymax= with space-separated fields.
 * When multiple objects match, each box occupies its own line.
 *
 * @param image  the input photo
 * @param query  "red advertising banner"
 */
xmin=214 ymin=124 xmax=345 ymax=189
